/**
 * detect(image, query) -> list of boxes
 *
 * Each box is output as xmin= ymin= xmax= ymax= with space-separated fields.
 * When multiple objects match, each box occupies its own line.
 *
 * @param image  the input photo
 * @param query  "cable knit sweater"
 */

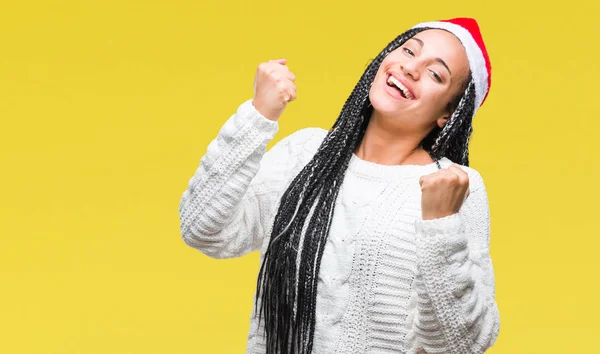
xmin=178 ymin=99 xmax=500 ymax=354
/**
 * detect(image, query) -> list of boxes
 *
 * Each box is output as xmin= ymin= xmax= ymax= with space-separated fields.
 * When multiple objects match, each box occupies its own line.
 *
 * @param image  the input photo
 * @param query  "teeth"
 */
xmin=387 ymin=75 xmax=414 ymax=99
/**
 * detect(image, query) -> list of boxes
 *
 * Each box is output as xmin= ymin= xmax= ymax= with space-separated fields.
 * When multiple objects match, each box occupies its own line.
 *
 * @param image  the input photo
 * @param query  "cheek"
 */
xmin=375 ymin=62 xmax=391 ymax=80
xmin=377 ymin=54 xmax=404 ymax=76
xmin=424 ymin=83 xmax=451 ymax=106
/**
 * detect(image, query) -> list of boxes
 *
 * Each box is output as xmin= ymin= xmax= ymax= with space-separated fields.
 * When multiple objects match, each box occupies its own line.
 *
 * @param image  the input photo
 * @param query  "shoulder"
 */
xmin=269 ymin=126 xmax=329 ymax=158
xmin=239 ymin=97 xmax=329 ymax=159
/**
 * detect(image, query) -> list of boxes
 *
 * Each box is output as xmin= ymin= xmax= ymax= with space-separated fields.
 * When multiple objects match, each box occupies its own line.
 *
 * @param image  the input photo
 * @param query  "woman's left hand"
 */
xmin=419 ymin=164 xmax=470 ymax=220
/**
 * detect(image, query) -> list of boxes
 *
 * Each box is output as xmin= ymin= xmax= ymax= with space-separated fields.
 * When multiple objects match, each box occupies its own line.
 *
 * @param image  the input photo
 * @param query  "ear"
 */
xmin=436 ymin=113 xmax=450 ymax=129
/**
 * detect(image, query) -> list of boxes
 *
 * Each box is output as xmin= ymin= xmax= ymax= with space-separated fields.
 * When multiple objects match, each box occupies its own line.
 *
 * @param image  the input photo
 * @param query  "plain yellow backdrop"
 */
xmin=1 ymin=0 xmax=598 ymax=353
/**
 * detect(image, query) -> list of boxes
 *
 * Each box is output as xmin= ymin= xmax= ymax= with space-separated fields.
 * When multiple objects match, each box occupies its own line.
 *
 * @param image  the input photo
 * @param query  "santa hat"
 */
xmin=411 ymin=17 xmax=491 ymax=113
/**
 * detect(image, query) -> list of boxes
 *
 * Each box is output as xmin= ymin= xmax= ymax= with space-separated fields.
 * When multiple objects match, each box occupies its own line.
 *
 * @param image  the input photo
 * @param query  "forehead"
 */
xmin=406 ymin=29 xmax=470 ymax=77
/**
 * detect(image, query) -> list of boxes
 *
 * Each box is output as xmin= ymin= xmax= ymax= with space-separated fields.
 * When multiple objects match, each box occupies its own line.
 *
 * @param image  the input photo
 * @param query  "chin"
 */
xmin=369 ymin=89 xmax=403 ymax=116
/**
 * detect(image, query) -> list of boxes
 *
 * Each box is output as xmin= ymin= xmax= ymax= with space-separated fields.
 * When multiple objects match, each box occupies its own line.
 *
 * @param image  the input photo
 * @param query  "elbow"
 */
xmin=178 ymin=196 xmax=252 ymax=259
xmin=489 ymin=301 xmax=501 ymax=348
xmin=469 ymin=299 xmax=500 ymax=354
xmin=178 ymin=199 xmax=217 ymax=254
xmin=178 ymin=189 xmax=229 ymax=258
xmin=179 ymin=224 xmax=235 ymax=259
xmin=180 ymin=229 xmax=224 ymax=259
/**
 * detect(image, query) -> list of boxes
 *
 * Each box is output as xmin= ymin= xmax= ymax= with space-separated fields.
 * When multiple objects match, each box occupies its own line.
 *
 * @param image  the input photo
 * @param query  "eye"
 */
xmin=403 ymin=47 xmax=415 ymax=56
xmin=429 ymin=70 xmax=442 ymax=83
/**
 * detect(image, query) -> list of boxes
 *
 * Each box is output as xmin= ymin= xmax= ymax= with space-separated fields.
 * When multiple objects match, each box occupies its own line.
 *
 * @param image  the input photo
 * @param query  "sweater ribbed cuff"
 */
xmin=415 ymin=212 xmax=469 ymax=269
xmin=416 ymin=213 xmax=464 ymax=235
xmin=238 ymin=98 xmax=279 ymax=134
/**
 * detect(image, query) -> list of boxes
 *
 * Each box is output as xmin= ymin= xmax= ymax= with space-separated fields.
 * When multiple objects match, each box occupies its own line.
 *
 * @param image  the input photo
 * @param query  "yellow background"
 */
xmin=1 ymin=0 xmax=598 ymax=353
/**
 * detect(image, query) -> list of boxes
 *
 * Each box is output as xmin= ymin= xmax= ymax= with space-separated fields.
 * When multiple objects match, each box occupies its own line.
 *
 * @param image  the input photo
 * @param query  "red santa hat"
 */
xmin=411 ymin=17 xmax=492 ymax=113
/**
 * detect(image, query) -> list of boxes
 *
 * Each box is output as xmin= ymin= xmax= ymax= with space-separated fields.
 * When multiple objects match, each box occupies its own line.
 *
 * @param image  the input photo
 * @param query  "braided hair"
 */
xmin=254 ymin=26 xmax=477 ymax=354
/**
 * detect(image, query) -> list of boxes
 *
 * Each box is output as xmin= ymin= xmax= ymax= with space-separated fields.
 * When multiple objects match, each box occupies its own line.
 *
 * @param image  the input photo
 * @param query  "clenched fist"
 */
xmin=419 ymin=164 xmax=471 ymax=220
xmin=252 ymin=58 xmax=297 ymax=121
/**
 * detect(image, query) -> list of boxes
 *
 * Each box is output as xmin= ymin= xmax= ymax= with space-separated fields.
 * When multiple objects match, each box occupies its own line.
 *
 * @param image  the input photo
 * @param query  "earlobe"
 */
xmin=437 ymin=115 xmax=449 ymax=129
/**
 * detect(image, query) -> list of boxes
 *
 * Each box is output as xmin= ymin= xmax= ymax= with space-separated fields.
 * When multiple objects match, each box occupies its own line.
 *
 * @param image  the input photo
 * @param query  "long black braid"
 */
xmin=254 ymin=26 xmax=477 ymax=354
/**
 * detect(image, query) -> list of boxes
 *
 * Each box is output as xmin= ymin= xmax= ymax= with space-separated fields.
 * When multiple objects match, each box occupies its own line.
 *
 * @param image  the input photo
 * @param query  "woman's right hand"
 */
xmin=252 ymin=58 xmax=297 ymax=121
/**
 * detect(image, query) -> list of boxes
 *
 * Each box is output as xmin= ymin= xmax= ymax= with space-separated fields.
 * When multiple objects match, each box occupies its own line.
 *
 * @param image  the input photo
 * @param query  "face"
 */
xmin=368 ymin=29 xmax=470 ymax=131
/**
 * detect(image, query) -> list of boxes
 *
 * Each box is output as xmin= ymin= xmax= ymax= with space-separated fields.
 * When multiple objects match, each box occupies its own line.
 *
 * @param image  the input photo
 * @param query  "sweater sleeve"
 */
xmin=178 ymin=99 xmax=316 ymax=259
xmin=406 ymin=170 xmax=500 ymax=354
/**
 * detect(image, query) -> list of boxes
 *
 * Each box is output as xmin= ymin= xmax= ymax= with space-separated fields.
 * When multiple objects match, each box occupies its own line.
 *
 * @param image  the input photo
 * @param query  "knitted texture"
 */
xmin=179 ymin=99 xmax=500 ymax=353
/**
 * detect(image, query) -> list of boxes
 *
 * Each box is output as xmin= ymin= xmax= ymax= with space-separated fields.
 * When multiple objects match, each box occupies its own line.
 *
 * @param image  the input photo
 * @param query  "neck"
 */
xmin=355 ymin=110 xmax=434 ymax=166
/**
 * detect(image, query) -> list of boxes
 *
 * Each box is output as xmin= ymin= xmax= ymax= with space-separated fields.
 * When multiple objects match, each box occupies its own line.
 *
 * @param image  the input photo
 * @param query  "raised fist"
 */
xmin=252 ymin=58 xmax=297 ymax=121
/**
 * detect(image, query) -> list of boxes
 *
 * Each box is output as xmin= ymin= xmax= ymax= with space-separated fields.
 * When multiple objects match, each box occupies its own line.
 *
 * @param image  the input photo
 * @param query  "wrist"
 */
xmin=251 ymin=99 xmax=279 ymax=121
xmin=422 ymin=210 xmax=455 ymax=221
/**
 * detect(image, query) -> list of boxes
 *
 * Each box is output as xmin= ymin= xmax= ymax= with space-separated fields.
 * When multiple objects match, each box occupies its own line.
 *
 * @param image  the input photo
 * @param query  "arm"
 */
xmin=178 ymin=99 xmax=310 ymax=259
xmin=407 ymin=171 xmax=500 ymax=354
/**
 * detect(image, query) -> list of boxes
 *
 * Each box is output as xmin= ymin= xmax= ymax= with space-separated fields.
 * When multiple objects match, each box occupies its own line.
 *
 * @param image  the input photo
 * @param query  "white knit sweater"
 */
xmin=178 ymin=99 xmax=500 ymax=354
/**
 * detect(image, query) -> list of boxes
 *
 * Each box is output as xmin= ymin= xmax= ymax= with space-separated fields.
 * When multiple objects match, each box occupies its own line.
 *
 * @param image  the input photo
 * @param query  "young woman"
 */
xmin=179 ymin=17 xmax=500 ymax=354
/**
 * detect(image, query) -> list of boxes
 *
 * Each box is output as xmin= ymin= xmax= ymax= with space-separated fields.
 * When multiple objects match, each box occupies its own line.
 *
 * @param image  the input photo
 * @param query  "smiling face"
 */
xmin=368 ymin=29 xmax=471 ymax=131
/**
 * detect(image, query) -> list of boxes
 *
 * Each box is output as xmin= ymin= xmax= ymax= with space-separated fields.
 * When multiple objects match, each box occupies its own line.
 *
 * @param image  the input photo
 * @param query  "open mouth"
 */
xmin=386 ymin=74 xmax=415 ymax=100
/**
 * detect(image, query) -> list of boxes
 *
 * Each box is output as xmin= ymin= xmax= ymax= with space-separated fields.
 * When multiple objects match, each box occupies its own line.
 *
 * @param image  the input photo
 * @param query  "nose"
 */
xmin=401 ymin=60 xmax=420 ymax=81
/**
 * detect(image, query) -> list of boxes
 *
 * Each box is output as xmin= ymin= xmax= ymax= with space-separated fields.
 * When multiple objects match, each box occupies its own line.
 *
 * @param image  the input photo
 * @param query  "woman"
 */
xmin=179 ymin=17 xmax=500 ymax=354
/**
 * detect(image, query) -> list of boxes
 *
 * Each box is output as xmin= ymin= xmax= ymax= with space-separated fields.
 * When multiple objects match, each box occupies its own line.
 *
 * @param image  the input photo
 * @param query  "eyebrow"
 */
xmin=409 ymin=37 xmax=452 ymax=76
